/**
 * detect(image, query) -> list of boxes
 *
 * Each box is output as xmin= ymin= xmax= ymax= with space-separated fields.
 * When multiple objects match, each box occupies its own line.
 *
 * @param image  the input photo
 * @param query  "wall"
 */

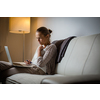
xmin=0 ymin=17 xmax=9 ymax=61
xmin=0 ymin=17 xmax=39 ymax=62
xmin=25 ymin=17 xmax=38 ymax=60
xmin=0 ymin=17 xmax=23 ymax=62
xmin=0 ymin=17 xmax=100 ymax=62
xmin=36 ymin=17 xmax=100 ymax=41
xmin=0 ymin=17 xmax=37 ymax=62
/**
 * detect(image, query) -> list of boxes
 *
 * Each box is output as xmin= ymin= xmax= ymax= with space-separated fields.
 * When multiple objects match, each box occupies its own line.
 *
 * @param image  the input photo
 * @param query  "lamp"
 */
xmin=9 ymin=17 xmax=30 ymax=61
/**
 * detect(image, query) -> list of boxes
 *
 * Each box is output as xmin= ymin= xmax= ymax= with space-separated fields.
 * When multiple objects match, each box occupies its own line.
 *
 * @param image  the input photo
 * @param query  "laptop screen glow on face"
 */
xmin=4 ymin=46 xmax=13 ymax=65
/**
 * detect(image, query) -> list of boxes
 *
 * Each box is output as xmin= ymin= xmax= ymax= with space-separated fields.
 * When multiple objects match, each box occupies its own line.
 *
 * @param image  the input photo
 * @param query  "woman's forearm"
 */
xmin=37 ymin=45 xmax=44 ymax=57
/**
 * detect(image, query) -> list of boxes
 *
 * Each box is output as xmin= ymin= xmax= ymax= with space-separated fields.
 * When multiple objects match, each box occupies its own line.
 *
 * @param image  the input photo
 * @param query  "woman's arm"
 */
xmin=25 ymin=46 xmax=43 ymax=64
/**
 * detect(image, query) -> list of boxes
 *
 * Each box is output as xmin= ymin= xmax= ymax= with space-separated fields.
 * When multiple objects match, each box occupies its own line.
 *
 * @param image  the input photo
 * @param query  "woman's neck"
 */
xmin=44 ymin=41 xmax=51 ymax=48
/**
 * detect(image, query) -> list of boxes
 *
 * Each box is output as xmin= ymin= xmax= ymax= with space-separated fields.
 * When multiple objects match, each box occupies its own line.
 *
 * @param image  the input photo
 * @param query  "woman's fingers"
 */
xmin=25 ymin=60 xmax=31 ymax=64
xmin=24 ymin=61 xmax=28 ymax=64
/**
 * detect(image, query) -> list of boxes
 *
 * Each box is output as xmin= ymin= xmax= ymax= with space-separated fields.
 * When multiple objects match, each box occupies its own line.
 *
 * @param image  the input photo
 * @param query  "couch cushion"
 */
xmin=55 ymin=34 xmax=100 ymax=76
xmin=42 ymin=75 xmax=100 ymax=84
xmin=83 ymin=34 xmax=100 ymax=75
xmin=6 ymin=73 xmax=63 ymax=84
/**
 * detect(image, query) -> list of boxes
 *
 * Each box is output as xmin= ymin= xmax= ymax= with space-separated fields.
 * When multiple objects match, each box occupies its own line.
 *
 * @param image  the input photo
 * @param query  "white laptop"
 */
xmin=4 ymin=46 xmax=34 ymax=67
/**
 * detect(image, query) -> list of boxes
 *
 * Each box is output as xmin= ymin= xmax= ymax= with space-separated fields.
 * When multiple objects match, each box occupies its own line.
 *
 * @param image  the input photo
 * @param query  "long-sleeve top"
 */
xmin=31 ymin=44 xmax=57 ymax=75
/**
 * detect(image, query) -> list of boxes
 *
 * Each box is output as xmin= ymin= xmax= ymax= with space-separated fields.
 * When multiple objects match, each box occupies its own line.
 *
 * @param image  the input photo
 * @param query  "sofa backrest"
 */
xmin=55 ymin=33 xmax=100 ymax=76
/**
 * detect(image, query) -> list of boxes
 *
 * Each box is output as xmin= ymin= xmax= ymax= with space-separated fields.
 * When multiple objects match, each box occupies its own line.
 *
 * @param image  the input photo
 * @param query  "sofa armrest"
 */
xmin=41 ymin=75 xmax=100 ymax=84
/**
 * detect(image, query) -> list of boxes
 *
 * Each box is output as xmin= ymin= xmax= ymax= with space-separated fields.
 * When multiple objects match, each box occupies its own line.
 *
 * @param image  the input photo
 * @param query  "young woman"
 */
xmin=0 ymin=26 xmax=57 ymax=83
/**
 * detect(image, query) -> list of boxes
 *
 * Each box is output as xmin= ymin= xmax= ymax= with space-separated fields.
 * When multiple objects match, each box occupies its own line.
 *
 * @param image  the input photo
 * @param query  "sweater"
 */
xmin=31 ymin=44 xmax=57 ymax=75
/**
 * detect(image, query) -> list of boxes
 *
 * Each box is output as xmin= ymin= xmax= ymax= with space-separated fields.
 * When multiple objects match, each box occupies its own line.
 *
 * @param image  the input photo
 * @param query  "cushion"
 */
xmin=6 ymin=73 xmax=63 ymax=84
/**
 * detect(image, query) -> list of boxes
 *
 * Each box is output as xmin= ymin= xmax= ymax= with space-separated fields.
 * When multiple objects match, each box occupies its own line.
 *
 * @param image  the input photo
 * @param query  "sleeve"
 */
xmin=35 ymin=45 xmax=57 ymax=68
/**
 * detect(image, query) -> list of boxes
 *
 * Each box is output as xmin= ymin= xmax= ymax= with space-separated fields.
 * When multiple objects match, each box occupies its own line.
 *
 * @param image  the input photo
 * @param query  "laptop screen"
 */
xmin=4 ymin=46 xmax=13 ymax=65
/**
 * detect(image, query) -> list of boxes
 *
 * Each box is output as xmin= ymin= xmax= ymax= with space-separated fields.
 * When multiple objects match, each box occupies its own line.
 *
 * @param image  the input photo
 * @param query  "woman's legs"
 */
xmin=0 ymin=61 xmax=46 ymax=83
xmin=0 ymin=61 xmax=12 ymax=72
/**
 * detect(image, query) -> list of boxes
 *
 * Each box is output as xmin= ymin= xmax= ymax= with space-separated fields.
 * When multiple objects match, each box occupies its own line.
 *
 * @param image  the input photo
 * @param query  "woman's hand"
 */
xmin=38 ymin=45 xmax=44 ymax=51
xmin=24 ymin=60 xmax=31 ymax=65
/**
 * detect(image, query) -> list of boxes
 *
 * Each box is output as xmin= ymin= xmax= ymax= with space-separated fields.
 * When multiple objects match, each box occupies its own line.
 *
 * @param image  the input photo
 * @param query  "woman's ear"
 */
xmin=46 ymin=34 xmax=50 ymax=38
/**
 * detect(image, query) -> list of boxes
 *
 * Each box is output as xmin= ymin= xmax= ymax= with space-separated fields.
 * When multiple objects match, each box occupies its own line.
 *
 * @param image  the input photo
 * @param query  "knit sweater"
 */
xmin=31 ymin=44 xmax=57 ymax=75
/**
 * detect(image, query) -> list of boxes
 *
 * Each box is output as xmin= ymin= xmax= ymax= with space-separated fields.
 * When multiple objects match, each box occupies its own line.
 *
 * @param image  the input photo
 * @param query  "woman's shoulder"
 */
xmin=50 ymin=43 xmax=57 ymax=48
xmin=45 ymin=43 xmax=57 ymax=51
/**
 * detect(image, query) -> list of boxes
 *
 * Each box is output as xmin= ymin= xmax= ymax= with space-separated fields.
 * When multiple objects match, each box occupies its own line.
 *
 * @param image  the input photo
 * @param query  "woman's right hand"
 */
xmin=24 ymin=60 xmax=31 ymax=65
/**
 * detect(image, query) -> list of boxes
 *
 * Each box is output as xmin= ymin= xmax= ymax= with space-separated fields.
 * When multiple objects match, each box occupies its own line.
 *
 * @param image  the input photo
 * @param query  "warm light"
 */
xmin=9 ymin=17 xmax=30 ymax=34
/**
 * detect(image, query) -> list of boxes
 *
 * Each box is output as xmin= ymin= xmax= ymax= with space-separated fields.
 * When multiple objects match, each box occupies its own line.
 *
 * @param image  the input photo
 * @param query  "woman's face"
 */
xmin=36 ymin=31 xmax=49 ymax=45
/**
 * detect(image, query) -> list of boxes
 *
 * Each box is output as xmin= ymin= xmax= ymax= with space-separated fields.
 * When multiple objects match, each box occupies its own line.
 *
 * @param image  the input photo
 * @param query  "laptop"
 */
xmin=4 ymin=46 xmax=34 ymax=67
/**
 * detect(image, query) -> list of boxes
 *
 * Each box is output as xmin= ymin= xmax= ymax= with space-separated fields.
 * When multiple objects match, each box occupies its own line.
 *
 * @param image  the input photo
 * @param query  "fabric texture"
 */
xmin=55 ymin=34 xmax=100 ymax=75
xmin=52 ymin=39 xmax=64 ymax=64
xmin=52 ymin=36 xmax=76 ymax=63
xmin=57 ymin=36 xmax=76 ymax=63
xmin=6 ymin=73 xmax=63 ymax=84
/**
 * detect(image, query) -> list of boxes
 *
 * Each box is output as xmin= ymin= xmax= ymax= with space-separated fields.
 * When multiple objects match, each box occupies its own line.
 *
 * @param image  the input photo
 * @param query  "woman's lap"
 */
xmin=0 ymin=61 xmax=46 ymax=83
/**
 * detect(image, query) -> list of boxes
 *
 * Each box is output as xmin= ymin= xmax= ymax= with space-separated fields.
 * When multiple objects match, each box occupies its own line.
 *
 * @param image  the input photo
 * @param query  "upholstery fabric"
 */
xmin=6 ymin=73 xmax=63 ymax=84
xmin=55 ymin=34 xmax=100 ymax=76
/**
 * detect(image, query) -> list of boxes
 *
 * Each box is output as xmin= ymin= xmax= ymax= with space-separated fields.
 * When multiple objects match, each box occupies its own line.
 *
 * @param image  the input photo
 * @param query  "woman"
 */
xmin=0 ymin=26 xmax=57 ymax=83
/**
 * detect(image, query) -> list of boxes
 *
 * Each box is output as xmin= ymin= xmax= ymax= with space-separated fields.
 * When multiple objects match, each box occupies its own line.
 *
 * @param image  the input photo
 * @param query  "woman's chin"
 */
xmin=39 ymin=42 xmax=42 ymax=45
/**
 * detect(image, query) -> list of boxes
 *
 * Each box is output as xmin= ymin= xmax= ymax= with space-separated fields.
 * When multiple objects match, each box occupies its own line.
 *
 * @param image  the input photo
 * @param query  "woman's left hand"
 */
xmin=38 ymin=45 xmax=44 ymax=52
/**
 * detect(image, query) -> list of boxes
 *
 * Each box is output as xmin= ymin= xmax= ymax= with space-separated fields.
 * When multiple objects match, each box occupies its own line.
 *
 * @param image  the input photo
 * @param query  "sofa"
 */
xmin=6 ymin=33 xmax=100 ymax=84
